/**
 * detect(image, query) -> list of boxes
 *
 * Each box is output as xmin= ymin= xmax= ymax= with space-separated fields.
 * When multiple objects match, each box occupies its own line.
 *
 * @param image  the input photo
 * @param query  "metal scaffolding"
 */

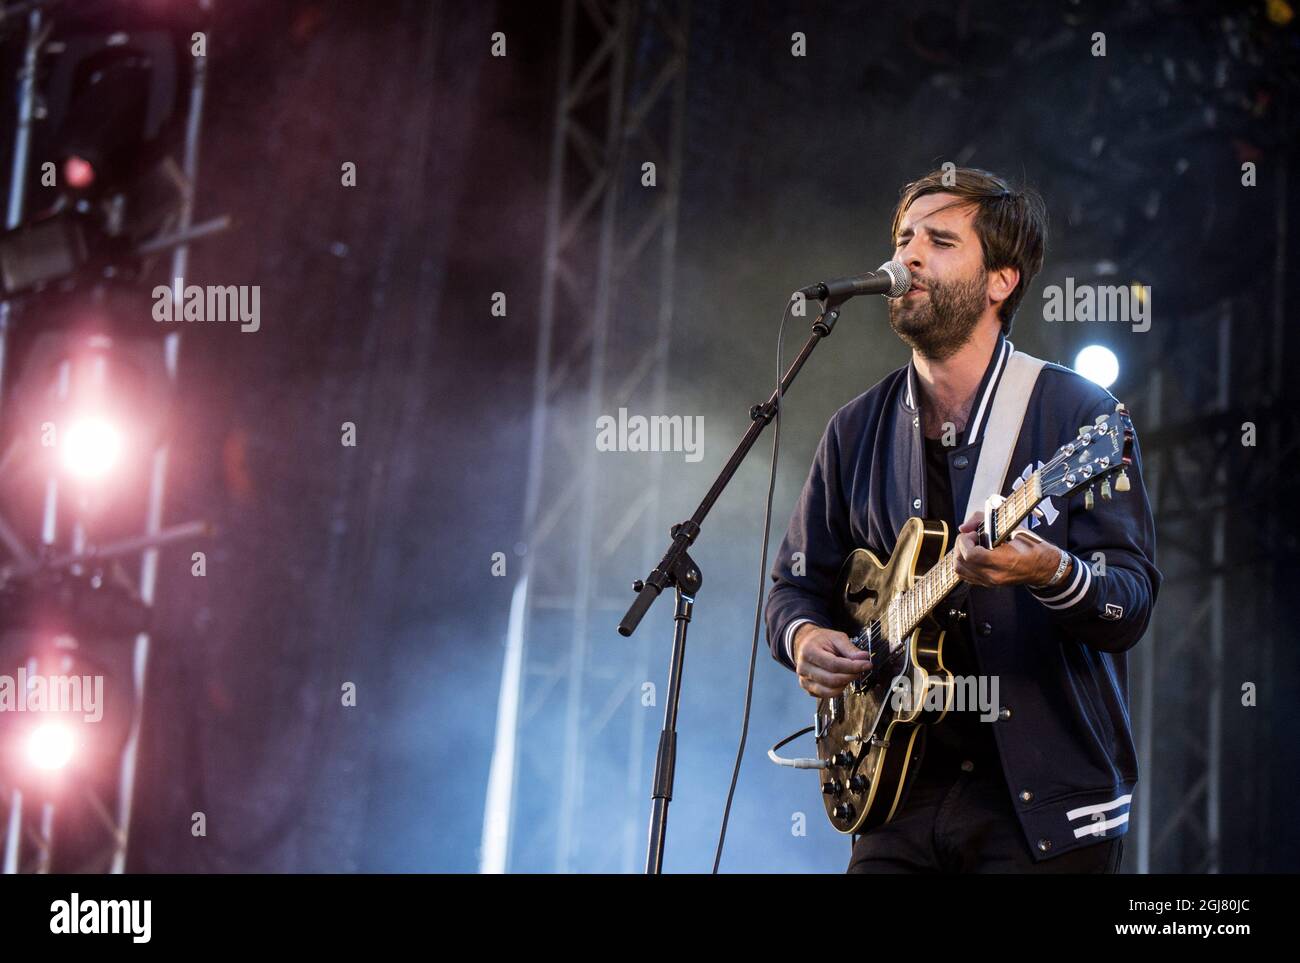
xmin=482 ymin=0 xmax=691 ymax=873
xmin=1130 ymin=162 xmax=1294 ymax=873
xmin=0 ymin=2 xmax=213 ymax=874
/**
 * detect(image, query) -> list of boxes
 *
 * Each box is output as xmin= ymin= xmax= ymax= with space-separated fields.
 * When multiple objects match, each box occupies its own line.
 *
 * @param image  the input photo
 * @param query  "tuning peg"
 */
xmin=1115 ymin=469 xmax=1130 ymax=492
xmin=1100 ymin=478 xmax=1112 ymax=501
xmin=1084 ymin=486 xmax=1095 ymax=510
xmin=1094 ymin=412 xmax=1110 ymax=426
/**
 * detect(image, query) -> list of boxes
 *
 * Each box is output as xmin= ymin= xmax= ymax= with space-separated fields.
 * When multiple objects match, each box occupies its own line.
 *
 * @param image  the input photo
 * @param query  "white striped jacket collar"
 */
xmin=902 ymin=334 xmax=1014 ymax=447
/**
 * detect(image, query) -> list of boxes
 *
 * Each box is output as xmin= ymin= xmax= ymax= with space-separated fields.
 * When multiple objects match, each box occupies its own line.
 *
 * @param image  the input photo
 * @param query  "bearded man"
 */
xmin=765 ymin=167 xmax=1160 ymax=874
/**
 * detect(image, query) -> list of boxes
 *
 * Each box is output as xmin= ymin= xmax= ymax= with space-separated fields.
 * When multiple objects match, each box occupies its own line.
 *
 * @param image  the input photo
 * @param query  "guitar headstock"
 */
xmin=1038 ymin=403 xmax=1135 ymax=505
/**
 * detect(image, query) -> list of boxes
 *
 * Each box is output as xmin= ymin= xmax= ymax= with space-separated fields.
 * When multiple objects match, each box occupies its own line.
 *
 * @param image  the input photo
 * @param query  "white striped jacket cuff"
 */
xmin=783 ymin=617 xmax=816 ymax=668
xmin=1027 ymin=552 xmax=1091 ymax=610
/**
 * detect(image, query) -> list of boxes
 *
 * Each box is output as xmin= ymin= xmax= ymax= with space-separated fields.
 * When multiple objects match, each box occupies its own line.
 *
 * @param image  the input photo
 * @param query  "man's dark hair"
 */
xmin=890 ymin=167 xmax=1047 ymax=335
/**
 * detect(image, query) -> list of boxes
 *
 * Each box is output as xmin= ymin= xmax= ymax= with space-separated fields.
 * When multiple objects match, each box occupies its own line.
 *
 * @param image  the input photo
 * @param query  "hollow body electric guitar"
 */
xmin=816 ymin=404 xmax=1135 ymax=835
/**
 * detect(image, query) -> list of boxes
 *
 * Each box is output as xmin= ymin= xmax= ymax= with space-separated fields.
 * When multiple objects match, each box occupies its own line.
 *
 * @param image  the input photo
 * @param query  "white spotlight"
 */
xmin=26 ymin=722 xmax=76 ymax=772
xmin=60 ymin=417 xmax=123 ymax=480
xmin=1074 ymin=345 xmax=1119 ymax=389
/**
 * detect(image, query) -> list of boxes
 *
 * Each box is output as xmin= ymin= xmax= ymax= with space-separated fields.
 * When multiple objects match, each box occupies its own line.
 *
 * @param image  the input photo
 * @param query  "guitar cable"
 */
xmin=767 ymin=725 xmax=827 ymax=769
xmin=710 ymin=296 xmax=798 ymax=873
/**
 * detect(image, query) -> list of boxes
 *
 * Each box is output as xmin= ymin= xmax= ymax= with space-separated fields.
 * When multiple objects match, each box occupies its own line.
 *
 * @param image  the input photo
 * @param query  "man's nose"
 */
xmin=897 ymin=237 xmax=923 ymax=272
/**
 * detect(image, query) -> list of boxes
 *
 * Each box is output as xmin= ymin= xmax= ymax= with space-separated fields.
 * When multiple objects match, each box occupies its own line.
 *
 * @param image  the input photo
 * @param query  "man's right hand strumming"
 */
xmin=792 ymin=624 xmax=873 ymax=699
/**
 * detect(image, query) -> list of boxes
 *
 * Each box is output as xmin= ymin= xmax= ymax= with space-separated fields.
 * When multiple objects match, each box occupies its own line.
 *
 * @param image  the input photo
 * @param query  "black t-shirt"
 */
xmin=917 ymin=435 xmax=1000 ymax=775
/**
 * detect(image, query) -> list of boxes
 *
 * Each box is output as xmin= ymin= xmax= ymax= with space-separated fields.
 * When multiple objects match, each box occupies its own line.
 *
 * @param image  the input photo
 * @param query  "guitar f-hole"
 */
xmin=845 ymin=583 xmax=878 ymax=607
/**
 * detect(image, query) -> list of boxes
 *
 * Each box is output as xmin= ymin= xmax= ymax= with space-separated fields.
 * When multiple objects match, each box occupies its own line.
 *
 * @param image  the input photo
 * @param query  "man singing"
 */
xmin=765 ymin=167 xmax=1160 ymax=873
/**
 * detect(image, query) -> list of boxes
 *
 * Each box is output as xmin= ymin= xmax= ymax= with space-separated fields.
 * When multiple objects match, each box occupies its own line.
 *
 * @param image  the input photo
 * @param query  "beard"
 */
xmin=887 ymin=266 xmax=989 ymax=361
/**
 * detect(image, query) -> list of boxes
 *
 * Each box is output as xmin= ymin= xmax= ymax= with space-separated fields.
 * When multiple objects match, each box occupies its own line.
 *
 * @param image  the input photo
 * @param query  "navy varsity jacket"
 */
xmin=764 ymin=333 xmax=1161 ymax=861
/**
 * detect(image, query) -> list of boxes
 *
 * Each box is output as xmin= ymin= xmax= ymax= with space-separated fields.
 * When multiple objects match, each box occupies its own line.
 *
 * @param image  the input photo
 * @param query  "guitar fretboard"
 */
xmin=884 ymin=471 xmax=1043 ymax=643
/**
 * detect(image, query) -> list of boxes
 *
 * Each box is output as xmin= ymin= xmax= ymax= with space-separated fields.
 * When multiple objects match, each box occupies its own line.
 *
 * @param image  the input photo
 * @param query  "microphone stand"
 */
xmin=619 ymin=294 xmax=850 ymax=874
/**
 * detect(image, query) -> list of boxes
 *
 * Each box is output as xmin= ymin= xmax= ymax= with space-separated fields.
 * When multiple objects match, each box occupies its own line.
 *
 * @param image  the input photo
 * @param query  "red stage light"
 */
xmin=63 ymin=155 xmax=95 ymax=190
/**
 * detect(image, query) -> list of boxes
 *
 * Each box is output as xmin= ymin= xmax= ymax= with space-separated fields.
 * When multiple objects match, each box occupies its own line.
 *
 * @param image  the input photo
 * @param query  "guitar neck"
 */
xmin=889 ymin=471 xmax=1043 ymax=641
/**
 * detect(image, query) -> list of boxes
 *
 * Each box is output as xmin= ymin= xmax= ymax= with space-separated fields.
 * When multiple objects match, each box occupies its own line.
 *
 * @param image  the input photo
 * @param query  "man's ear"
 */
xmin=988 ymin=265 xmax=1020 ymax=307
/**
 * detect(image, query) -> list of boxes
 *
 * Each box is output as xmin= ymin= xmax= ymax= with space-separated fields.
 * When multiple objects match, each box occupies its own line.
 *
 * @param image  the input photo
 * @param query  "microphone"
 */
xmin=794 ymin=261 xmax=911 ymax=303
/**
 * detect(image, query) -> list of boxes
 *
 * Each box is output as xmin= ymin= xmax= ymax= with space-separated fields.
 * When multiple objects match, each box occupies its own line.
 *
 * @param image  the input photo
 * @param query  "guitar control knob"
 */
xmin=849 ymin=775 xmax=868 ymax=793
xmin=822 ymin=780 xmax=843 ymax=796
xmin=832 ymin=803 xmax=855 ymax=822
xmin=832 ymin=751 xmax=853 ymax=768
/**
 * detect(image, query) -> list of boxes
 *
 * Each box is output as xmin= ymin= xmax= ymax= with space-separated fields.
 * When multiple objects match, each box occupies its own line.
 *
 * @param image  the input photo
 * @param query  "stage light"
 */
xmin=0 ymin=215 xmax=89 ymax=295
xmin=60 ymin=418 xmax=124 ymax=480
xmin=63 ymin=155 xmax=95 ymax=190
xmin=25 ymin=722 xmax=76 ymax=772
xmin=1074 ymin=345 xmax=1119 ymax=389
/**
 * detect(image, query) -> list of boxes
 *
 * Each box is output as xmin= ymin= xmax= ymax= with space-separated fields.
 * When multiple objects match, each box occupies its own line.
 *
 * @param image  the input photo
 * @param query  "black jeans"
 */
xmin=847 ymin=754 xmax=1124 ymax=874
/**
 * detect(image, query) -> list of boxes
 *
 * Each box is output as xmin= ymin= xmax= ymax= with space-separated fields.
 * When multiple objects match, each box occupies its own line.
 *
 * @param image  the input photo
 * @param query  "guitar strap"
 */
xmin=961 ymin=347 xmax=1046 ymax=544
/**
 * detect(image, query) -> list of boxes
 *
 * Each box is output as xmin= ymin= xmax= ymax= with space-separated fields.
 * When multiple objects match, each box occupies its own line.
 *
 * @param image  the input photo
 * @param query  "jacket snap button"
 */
xmin=953 ymin=455 xmax=969 ymax=469
xmin=912 ymin=498 xmax=922 ymax=510
xmin=1037 ymin=838 xmax=1052 ymax=852
xmin=978 ymin=622 xmax=992 ymax=636
xmin=1020 ymin=790 xmax=1033 ymax=803
xmin=960 ymin=759 xmax=974 ymax=773
xmin=999 ymin=706 xmax=1011 ymax=720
